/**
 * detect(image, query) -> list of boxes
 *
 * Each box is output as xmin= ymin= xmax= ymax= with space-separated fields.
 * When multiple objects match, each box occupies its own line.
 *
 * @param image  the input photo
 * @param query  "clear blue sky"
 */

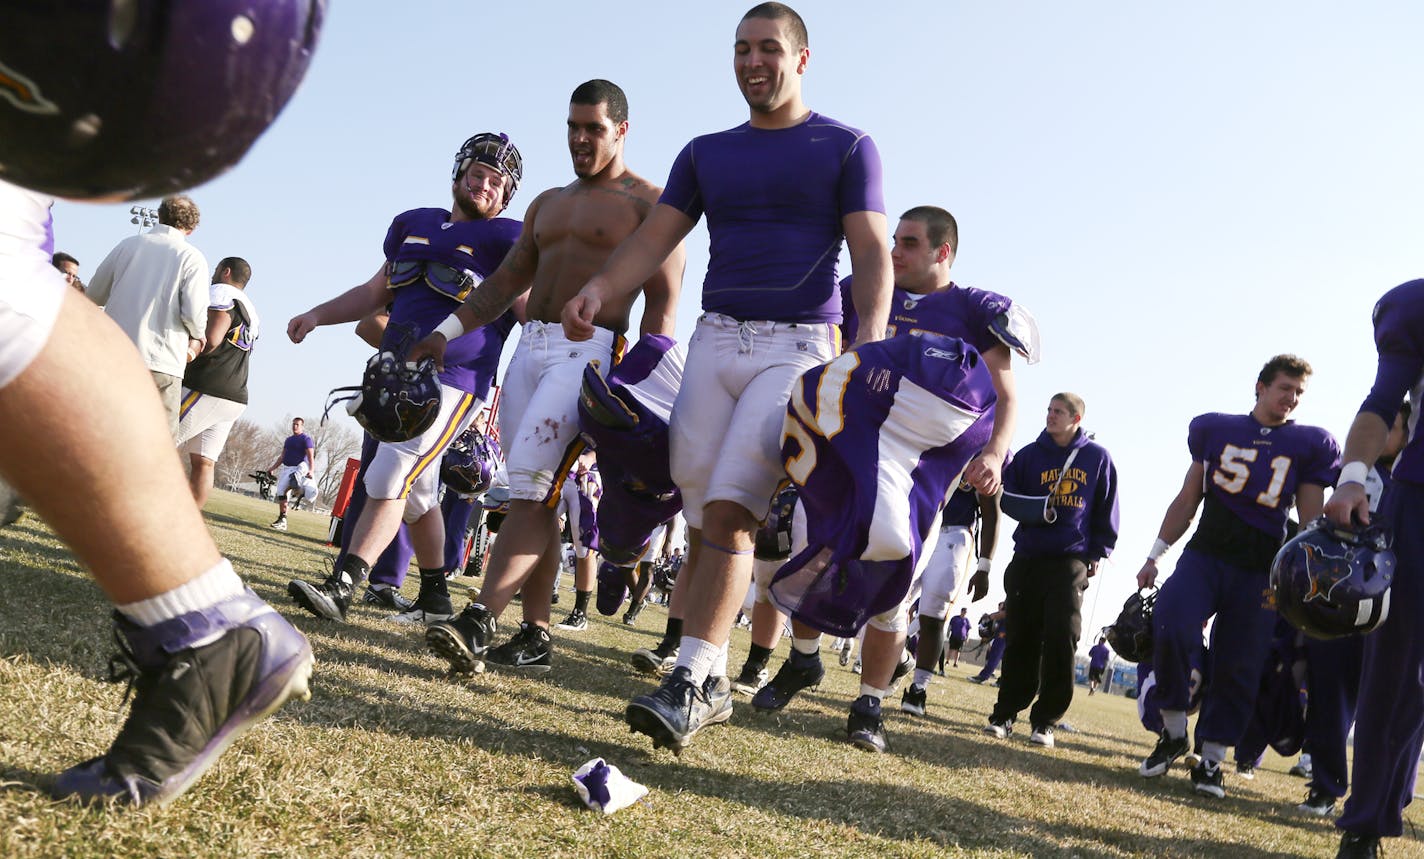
xmin=50 ymin=2 xmax=1424 ymax=640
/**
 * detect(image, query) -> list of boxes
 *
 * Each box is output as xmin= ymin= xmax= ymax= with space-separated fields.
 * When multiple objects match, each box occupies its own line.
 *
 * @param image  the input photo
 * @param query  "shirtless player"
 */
xmin=415 ymin=79 xmax=684 ymax=674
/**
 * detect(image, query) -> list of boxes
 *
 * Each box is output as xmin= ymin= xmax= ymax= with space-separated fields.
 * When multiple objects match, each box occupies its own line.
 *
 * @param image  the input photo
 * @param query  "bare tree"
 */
xmin=309 ymin=419 xmax=363 ymax=505
xmin=215 ymin=419 xmax=282 ymax=494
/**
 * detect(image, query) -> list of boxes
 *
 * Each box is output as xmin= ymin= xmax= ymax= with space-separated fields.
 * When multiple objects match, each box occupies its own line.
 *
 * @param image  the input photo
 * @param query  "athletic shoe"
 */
xmin=984 ymin=716 xmax=1013 ymax=739
xmin=889 ymin=649 xmax=913 ymax=689
xmin=1235 ymin=761 xmax=1256 ymax=780
xmin=1297 ymin=787 xmax=1337 ymax=817
xmin=1190 ymin=759 xmax=1226 ymax=798
xmin=1336 ymin=832 xmax=1380 ymax=859
xmin=1139 ymin=731 xmax=1190 ymax=778
xmin=631 ymin=643 xmax=678 ymax=676
xmin=269 ymin=515 xmax=288 ymax=531
xmin=426 ymin=603 xmax=496 ymax=674
xmin=484 ymin=622 xmax=553 ymax=675
xmin=900 ymin=683 xmax=927 ymax=716
xmin=625 ymin=666 xmax=718 ymax=754
xmin=1289 ymin=755 xmax=1314 ymax=779
xmin=362 ymin=585 xmax=414 ymax=612
xmin=554 ymin=609 xmax=588 ymax=631
xmin=967 ymin=674 xmax=989 ymax=684
xmin=702 ymin=675 xmax=734 ymax=728
xmin=52 ymin=591 xmax=313 ymax=806
xmin=731 ymin=661 xmax=769 ymax=696
xmin=851 ymin=658 xmax=862 ymax=675
xmin=287 ymin=571 xmax=354 ymax=622
xmin=622 ymin=600 xmax=645 ymax=626
xmin=838 ymin=640 xmax=854 ymax=666
xmin=386 ymin=604 xmax=456 ymax=625
xmin=1029 ymin=725 xmax=1055 ymax=749
xmin=752 ymin=650 xmax=825 ymax=712
xmin=847 ymin=695 xmax=887 ymax=753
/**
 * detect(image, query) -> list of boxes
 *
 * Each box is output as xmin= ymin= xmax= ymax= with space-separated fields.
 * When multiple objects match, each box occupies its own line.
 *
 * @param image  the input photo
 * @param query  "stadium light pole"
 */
xmin=129 ymin=205 xmax=158 ymax=232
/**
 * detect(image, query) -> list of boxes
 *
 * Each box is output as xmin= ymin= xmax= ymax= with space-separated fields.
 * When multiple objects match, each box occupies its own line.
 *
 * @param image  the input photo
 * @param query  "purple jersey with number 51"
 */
xmin=1189 ymin=413 xmax=1340 ymax=539
xmin=770 ymin=333 xmax=997 ymax=636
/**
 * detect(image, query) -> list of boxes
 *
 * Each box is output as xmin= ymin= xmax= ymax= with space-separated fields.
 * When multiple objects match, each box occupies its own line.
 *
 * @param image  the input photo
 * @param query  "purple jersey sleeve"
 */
xmin=838 ymin=131 xmax=884 ymax=217
xmin=1363 ymin=280 xmax=1424 ymax=484
xmin=658 ymin=142 xmax=702 ymax=222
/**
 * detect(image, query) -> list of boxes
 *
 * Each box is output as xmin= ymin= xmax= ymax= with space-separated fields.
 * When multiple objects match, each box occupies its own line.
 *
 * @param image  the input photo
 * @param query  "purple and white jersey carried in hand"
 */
xmin=658 ymin=113 xmax=884 ymax=324
xmin=381 ymin=207 xmax=520 ymax=398
xmin=1188 ymin=413 xmax=1340 ymax=540
xmin=770 ymin=332 xmax=997 ymax=636
xmin=841 ymin=279 xmax=1041 ymax=365
xmin=1361 ymin=279 xmax=1424 ymax=486
xmin=578 ymin=335 xmax=686 ymax=566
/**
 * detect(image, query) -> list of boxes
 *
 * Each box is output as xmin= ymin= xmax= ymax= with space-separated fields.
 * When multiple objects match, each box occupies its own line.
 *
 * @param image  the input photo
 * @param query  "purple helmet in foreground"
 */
xmin=0 ymin=0 xmax=324 ymax=199
xmin=1271 ymin=518 xmax=1395 ymax=640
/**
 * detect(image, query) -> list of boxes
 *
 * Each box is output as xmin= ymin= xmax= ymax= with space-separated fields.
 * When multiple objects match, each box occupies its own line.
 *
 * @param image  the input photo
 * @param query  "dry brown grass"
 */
xmin=0 ymin=490 xmax=1419 ymax=858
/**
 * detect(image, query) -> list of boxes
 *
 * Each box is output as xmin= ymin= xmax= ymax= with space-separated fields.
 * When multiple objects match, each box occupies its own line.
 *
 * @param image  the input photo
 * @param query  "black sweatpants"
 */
xmin=990 ymin=553 xmax=1089 ymax=728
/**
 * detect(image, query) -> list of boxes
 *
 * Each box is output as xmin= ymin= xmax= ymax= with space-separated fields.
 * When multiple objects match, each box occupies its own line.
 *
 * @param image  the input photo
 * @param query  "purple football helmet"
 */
xmin=1272 ymin=518 xmax=1395 ymax=640
xmin=441 ymin=426 xmax=495 ymax=496
xmin=0 ymin=0 xmax=324 ymax=200
xmin=325 ymin=350 xmax=442 ymax=444
xmin=452 ymin=132 xmax=523 ymax=207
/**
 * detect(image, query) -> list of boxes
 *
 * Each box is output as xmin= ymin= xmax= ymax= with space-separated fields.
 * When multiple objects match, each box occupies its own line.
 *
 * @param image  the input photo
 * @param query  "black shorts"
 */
xmin=948 ymin=635 xmax=967 ymax=650
xmin=1088 ymin=666 xmax=1105 ymax=682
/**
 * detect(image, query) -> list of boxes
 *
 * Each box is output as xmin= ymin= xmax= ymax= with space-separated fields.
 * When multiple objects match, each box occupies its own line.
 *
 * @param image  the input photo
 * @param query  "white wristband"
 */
xmin=976 ymin=557 xmax=993 ymax=573
xmin=1338 ymin=461 xmax=1369 ymax=488
xmin=1147 ymin=538 xmax=1171 ymax=562
xmin=434 ymin=314 xmax=465 ymax=342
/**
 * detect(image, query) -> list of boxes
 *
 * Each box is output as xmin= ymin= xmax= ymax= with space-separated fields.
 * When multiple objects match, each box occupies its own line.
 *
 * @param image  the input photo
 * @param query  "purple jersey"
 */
xmin=949 ymin=614 xmax=972 ymax=640
xmin=1188 ymin=413 xmax=1340 ymax=540
xmin=381 ymin=208 xmax=520 ymax=397
xmin=578 ymin=335 xmax=686 ymax=566
xmin=658 ymin=113 xmax=884 ymax=323
xmin=841 ymin=279 xmax=1013 ymax=359
xmin=281 ymin=433 xmax=313 ymax=467
xmin=1361 ymin=280 xmax=1424 ymax=485
xmin=770 ymin=333 xmax=997 ymax=636
xmin=941 ymin=482 xmax=980 ymax=529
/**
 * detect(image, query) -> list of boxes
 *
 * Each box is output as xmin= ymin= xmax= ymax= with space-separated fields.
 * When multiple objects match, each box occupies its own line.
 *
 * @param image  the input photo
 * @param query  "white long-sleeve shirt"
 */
xmin=87 ymin=224 xmax=209 ymax=376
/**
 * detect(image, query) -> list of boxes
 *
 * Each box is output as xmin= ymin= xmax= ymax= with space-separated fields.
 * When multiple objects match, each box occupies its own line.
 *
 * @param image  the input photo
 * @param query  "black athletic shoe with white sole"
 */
xmin=1139 ymin=731 xmax=1190 ymax=778
xmin=625 ymin=667 xmax=719 ymax=754
xmin=1190 ymin=759 xmax=1225 ymax=798
xmin=426 ymin=603 xmax=496 ymax=674
xmin=483 ymin=622 xmax=553 ymax=674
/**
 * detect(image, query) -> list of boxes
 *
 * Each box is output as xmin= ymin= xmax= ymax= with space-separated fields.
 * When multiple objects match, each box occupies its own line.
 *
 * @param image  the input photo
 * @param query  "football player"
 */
xmin=415 ymin=80 xmax=683 ymax=676
xmin=1137 ymin=355 xmax=1340 ymax=798
xmin=1322 ymin=282 xmax=1424 ymax=859
xmin=266 ymin=416 xmax=315 ymax=530
xmin=562 ymin=4 xmax=892 ymax=753
xmin=285 ymin=132 xmax=524 ymax=625
xmin=754 ymin=206 xmax=1034 ymax=748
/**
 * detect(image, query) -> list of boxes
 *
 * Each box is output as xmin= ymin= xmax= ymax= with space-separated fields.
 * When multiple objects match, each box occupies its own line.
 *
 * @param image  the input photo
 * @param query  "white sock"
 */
xmin=859 ymin=683 xmax=888 ymax=701
xmin=791 ymin=635 xmax=821 ymax=656
xmin=1162 ymin=709 xmax=1188 ymax=739
xmin=117 ymin=558 xmax=246 ymax=627
xmin=1202 ymin=741 xmax=1228 ymax=765
xmin=710 ymin=642 xmax=728 ymax=678
xmin=913 ymin=668 xmax=934 ymax=688
xmin=675 ymin=636 xmax=720 ymax=685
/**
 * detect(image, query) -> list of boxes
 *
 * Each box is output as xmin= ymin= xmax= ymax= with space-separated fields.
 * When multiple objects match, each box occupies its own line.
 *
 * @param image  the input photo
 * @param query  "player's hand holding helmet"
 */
xmin=1271 ymin=517 xmax=1395 ymax=640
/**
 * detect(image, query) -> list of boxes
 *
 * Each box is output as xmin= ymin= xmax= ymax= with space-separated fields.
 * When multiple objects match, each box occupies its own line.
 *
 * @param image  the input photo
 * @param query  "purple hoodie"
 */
xmin=1003 ymin=428 xmax=1119 ymax=560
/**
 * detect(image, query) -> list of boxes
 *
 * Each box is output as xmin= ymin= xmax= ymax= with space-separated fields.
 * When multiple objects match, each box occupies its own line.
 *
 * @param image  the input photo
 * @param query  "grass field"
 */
xmin=1 ymin=490 xmax=1420 ymax=858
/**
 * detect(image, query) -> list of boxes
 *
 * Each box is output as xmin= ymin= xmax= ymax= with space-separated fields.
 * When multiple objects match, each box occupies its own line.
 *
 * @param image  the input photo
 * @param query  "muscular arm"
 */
xmin=564 ymin=204 xmax=695 ymax=341
xmin=963 ymin=344 xmax=1015 ymax=494
xmin=967 ymin=490 xmax=1002 ymax=601
xmin=201 ymin=308 xmax=233 ymax=355
xmin=1137 ymin=460 xmax=1207 ymax=587
xmin=449 ymin=194 xmax=547 ymax=333
xmin=288 ymin=265 xmax=390 ymax=342
xmin=637 ymin=240 xmax=686 ymax=338
xmin=843 ymin=210 xmax=892 ymax=347
xmin=305 ymin=444 xmax=315 ymax=474
xmin=1324 ymin=412 xmax=1390 ymax=527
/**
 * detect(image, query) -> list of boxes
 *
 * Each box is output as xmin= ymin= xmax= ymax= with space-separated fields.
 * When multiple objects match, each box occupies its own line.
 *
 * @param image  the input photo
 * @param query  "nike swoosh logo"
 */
xmin=515 ymin=652 xmax=546 ymax=665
